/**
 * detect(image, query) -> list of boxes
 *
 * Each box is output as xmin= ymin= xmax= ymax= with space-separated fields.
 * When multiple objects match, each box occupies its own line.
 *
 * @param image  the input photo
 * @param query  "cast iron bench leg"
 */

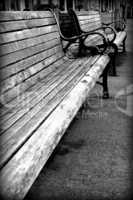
xmin=123 ymin=36 xmax=127 ymax=52
xmin=102 ymin=64 xmax=110 ymax=99
xmin=108 ymin=43 xmax=118 ymax=76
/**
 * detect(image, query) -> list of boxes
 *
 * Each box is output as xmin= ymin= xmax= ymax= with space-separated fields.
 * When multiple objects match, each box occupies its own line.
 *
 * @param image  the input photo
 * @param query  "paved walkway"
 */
xmin=25 ymin=20 xmax=133 ymax=200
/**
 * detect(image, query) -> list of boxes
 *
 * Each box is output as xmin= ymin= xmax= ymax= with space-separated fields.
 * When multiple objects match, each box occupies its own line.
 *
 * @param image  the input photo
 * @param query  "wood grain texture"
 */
xmin=0 ymin=18 xmax=56 ymax=33
xmin=0 ymin=35 xmax=60 ymax=68
xmin=0 ymin=25 xmax=58 ymax=45
xmin=0 ymin=11 xmax=53 ymax=22
xmin=0 ymin=31 xmax=59 ymax=56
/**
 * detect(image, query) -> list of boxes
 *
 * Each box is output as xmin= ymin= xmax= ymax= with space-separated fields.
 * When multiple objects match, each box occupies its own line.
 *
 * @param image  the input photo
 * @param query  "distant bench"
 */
xmin=59 ymin=9 xmax=127 ymax=75
xmin=0 ymin=11 xmax=112 ymax=200
xmin=68 ymin=9 xmax=127 ymax=53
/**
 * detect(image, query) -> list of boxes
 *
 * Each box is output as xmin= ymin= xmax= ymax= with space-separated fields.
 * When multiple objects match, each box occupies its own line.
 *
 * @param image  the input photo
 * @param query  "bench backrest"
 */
xmin=57 ymin=10 xmax=103 ymax=38
xmin=0 ymin=11 xmax=64 ymax=106
xmin=70 ymin=10 xmax=103 ymax=33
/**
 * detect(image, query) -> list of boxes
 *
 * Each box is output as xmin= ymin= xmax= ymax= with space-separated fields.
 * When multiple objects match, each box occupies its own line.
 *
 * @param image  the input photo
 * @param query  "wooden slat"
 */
xmin=79 ymin=19 xmax=101 ymax=25
xmin=76 ymin=11 xmax=99 ymax=16
xmin=0 ymin=25 xmax=58 ymax=45
xmin=0 ymin=18 xmax=56 ymax=33
xmin=81 ymin=26 xmax=101 ymax=32
xmin=77 ymin=14 xmax=100 ymax=21
xmin=0 ymin=55 xmax=109 ymax=200
xmin=80 ymin=22 xmax=102 ymax=30
xmin=80 ymin=22 xmax=101 ymax=28
xmin=0 ymin=11 xmax=53 ymax=22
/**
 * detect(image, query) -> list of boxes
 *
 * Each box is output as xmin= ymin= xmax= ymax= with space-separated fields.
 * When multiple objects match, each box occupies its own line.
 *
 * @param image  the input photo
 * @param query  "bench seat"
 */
xmin=0 ymin=55 xmax=100 ymax=167
xmin=0 ymin=11 xmax=110 ymax=200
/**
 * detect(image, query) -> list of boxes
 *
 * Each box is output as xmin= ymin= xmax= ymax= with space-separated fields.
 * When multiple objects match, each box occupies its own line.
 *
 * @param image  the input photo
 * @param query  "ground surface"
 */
xmin=25 ymin=20 xmax=133 ymax=200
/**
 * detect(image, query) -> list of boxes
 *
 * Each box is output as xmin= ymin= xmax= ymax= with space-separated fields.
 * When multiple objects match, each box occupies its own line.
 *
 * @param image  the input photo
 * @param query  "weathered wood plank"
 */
xmin=0 ymin=11 xmax=53 ymax=22
xmin=0 ymin=18 xmax=56 ymax=33
xmin=80 ymin=23 xmax=102 ymax=32
xmin=0 ymin=25 xmax=58 ymax=45
xmin=0 ymin=55 xmax=109 ymax=200
xmin=76 ymin=11 xmax=99 ymax=16
xmin=79 ymin=19 xmax=101 ymax=25
xmin=77 ymin=14 xmax=100 ymax=21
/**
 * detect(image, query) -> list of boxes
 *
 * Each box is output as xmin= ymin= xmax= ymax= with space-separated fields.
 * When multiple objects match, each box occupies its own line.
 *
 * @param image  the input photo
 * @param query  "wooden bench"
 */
xmin=0 ymin=11 xmax=110 ymax=200
xmin=68 ymin=9 xmax=127 ymax=53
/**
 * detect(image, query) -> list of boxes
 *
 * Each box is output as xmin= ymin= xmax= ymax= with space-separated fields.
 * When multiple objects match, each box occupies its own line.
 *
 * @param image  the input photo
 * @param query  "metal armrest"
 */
xmin=82 ymin=31 xmax=108 ymax=44
xmin=61 ymin=31 xmax=109 ymax=54
xmin=80 ymin=31 xmax=109 ymax=54
xmin=82 ymin=26 xmax=116 ymax=44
